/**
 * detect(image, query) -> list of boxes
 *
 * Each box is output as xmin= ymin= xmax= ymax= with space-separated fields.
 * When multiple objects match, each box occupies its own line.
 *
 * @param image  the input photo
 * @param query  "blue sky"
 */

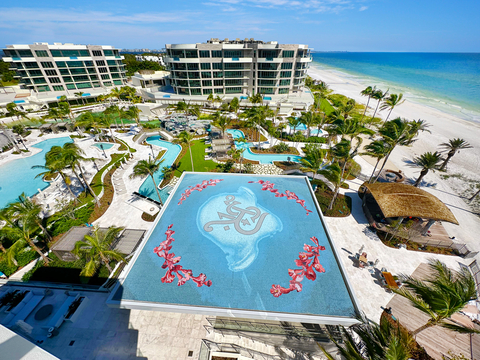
xmin=1 ymin=0 xmax=479 ymax=52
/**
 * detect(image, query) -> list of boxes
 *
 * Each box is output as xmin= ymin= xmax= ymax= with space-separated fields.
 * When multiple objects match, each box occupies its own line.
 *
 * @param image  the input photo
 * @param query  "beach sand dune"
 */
xmin=308 ymin=66 xmax=480 ymax=252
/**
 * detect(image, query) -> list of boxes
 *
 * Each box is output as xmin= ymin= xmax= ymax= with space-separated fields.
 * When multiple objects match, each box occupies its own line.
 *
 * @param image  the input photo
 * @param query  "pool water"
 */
xmin=226 ymin=129 xmax=302 ymax=164
xmin=138 ymin=136 xmax=182 ymax=203
xmin=0 ymin=137 xmax=73 ymax=209
xmin=290 ymin=123 xmax=326 ymax=136
xmin=92 ymin=142 xmax=114 ymax=150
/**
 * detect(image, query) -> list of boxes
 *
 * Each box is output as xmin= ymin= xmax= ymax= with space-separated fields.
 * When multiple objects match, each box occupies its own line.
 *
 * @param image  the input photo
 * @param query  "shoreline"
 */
xmin=309 ymin=62 xmax=480 ymax=124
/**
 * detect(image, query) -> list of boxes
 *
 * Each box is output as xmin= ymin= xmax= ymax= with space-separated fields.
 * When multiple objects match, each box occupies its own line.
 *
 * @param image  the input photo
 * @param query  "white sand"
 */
xmin=307 ymin=66 xmax=480 ymax=253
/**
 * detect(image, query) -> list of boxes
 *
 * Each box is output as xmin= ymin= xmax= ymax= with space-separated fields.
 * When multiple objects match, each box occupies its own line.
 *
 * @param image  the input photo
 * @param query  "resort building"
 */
xmin=164 ymin=38 xmax=312 ymax=97
xmin=1 ymin=43 xmax=127 ymax=94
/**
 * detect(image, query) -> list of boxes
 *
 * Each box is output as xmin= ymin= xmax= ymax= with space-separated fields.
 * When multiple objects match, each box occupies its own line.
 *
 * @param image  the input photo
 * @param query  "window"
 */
xmin=214 ymin=88 xmax=223 ymax=94
xmin=53 ymin=85 xmax=64 ymax=91
xmin=70 ymin=68 xmax=87 ymax=75
xmin=50 ymin=50 xmax=62 ymax=57
xmin=48 ymin=77 xmax=61 ymax=83
xmin=55 ymin=61 xmax=66 ymax=68
xmin=282 ymin=50 xmax=294 ymax=58
xmin=24 ymin=62 xmax=39 ymax=69
xmin=17 ymin=50 xmax=33 ymax=57
xmin=203 ymin=88 xmax=212 ymax=95
xmin=92 ymin=50 xmax=103 ymax=57
xmin=111 ymin=73 xmax=120 ymax=79
xmin=258 ymin=71 xmax=276 ymax=78
xmin=212 ymin=63 xmax=222 ymax=70
xmin=107 ymin=60 xmax=116 ymax=65
xmin=84 ymin=60 xmax=93 ymax=67
xmin=224 ymin=50 xmax=241 ymax=58
xmin=67 ymin=61 xmax=83 ymax=68
xmin=189 ymin=80 xmax=201 ymax=87
xmin=92 ymin=81 xmax=101 ymax=87
xmin=62 ymin=76 xmax=73 ymax=83
xmin=281 ymin=62 xmax=293 ymax=69
xmin=202 ymin=80 xmax=212 ymax=87
xmin=279 ymin=79 xmax=290 ymax=86
xmin=201 ymin=63 xmax=211 ymax=70
xmin=98 ymin=67 xmax=108 ymax=73
xmin=66 ymin=83 xmax=76 ymax=90
xmin=185 ymin=50 xmax=198 ymax=58
xmin=104 ymin=50 xmax=114 ymax=56
xmin=259 ymin=80 xmax=275 ymax=86
xmin=212 ymin=72 xmax=223 ymax=78
xmin=35 ymin=50 xmax=49 ymax=57
xmin=16 ymin=63 xmax=24 ymax=69
xmin=96 ymin=60 xmax=106 ymax=66
xmin=187 ymin=63 xmax=199 ymax=70
xmin=258 ymin=63 xmax=277 ymax=70
xmin=74 ymin=75 xmax=89 ymax=82
xmin=259 ymin=50 xmax=278 ymax=58
xmin=59 ymin=69 xmax=70 ymax=75
xmin=90 ymin=75 xmax=98 ymax=80
xmin=224 ymin=71 xmax=242 ymax=78
xmin=199 ymin=50 xmax=210 ymax=58
xmin=109 ymin=67 xmax=119 ymax=73
xmin=225 ymin=87 xmax=241 ymax=94
xmin=224 ymin=63 xmax=244 ymax=70
xmin=79 ymin=50 xmax=90 ymax=57
xmin=101 ymin=74 xmax=110 ymax=80
xmin=190 ymin=88 xmax=201 ymax=95
xmin=214 ymin=80 xmax=223 ymax=86
xmin=188 ymin=72 xmax=200 ymax=79
xmin=41 ymin=61 xmax=54 ymax=68
xmin=87 ymin=68 xmax=96 ymax=74
xmin=28 ymin=70 xmax=43 ymax=77
xmin=280 ymin=71 xmax=292 ymax=78
xmin=212 ymin=51 xmax=222 ymax=58
xmin=225 ymin=79 xmax=242 ymax=86
xmin=103 ymin=81 xmax=112 ymax=86
xmin=76 ymin=82 xmax=92 ymax=89
xmin=36 ymin=85 xmax=50 ymax=92
xmin=259 ymin=87 xmax=274 ymax=94
xmin=33 ymin=77 xmax=47 ymax=84
xmin=278 ymin=88 xmax=289 ymax=94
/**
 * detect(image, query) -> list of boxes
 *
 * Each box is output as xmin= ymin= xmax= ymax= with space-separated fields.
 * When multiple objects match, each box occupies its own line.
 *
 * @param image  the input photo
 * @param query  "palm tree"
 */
xmin=175 ymin=101 xmax=188 ymax=113
xmin=175 ymin=131 xmax=195 ymax=172
xmin=7 ymin=193 xmax=52 ymax=241
xmin=380 ymin=93 xmax=405 ymax=121
xmin=361 ymin=140 xmax=391 ymax=183
xmin=126 ymin=106 xmax=141 ymax=126
xmin=74 ymin=92 xmax=85 ymax=105
xmin=206 ymin=93 xmax=214 ymax=106
xmin=73 ymin=226 xmax=125 ymax=276
xmin=341 ymin=99 xmax=356 ymax=120
xmin=213 ymin=116 xmax=231 ymax=139
xmin=319 ymin=316 xmax=413 ymax=360
xmin=98 ymin=112 xmax=116 ymax=141
xmin=393 ymin=259 xmax=479 ymax=336
xmin=229 ymin=97 xmax=240 ymax=119
xmin=331 ymin=118 xmax=375 ymax=147
xmin=300 ymin=146 xmax=326 ymax=180
xmin=360 ymin=86 xmax=376 ymax=122
xmin=58 ymin=101 xmax=74 ymax=122
xmin=374 ymin=118 xmax=415 ymax=182
xmin=46 ymin=108 xmax=61 ymax=122
xmin=0 ymin=206 xmax=50 ymax=264
xmin=287 ymin=116 xmax=301 ymax=135
xmin=33 ymin=160 xmax=77 ymax=200
xmin=371 ymin=89 xmax=388 ymax=121
xmin=246 ymin=106 xmax=273 ymax=148
xmin=105 ymin=104 xmax=125 ymax=130
xmin=228 ymin=148 xmax=243 ymax=173
xmin=161 ymin=166 xmax=175 ymax=184
xmin=130 ymin=158 xmax=165 ymax=205
xmin=439 ymin=138 xmax=472 ymax=171
xmin=299 ymin=111 xmax=316 ymax=138
xmin=248 ymin=93 xmax=263 ymax=106
xmin=109 ymin=87 xmax=123 ymax=103
xmin=412 ymin=151 xmax=442 ymax=187
xmin=319 ymin=162 xmax=343 ymax=210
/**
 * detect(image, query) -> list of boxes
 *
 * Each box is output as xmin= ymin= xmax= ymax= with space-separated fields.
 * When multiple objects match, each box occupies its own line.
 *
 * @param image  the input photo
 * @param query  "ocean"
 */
xmin=311 ymin=52 xmax=480 ymax=123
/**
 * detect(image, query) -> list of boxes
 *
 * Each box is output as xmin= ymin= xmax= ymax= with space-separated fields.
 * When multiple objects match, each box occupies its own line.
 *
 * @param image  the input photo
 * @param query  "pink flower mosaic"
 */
xmin=178 ymin=179 xmax=224 ymax=205
xmin=270 ymin=236 xmax=326 ymax=297
xmin=248 ymin=180 xmax=312 ymax=215
xmin=153 ymin=224 xmax=212 ymax=287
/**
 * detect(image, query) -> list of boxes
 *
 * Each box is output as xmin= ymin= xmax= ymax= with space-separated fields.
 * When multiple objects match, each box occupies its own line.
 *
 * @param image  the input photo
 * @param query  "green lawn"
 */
xmin=320 ymin=98 xmax=335 ymax=116
xmin=175 ymin=139 xmax=218 ymax=175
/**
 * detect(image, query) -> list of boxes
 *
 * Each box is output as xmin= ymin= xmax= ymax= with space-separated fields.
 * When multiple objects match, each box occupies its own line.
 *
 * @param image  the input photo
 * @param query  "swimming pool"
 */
xmin=110 ymin=173 xmax=359 ymax=324
xmin=290 ymin=123 xmax=326 ymax=136
xmin=226 ymin=129 xmax=302 ymax=164
xmin=92 ymin=142 xmax=114 ymax=150
xmin=137 ymin=136 xmax=182 ymax=203
xmin=0 ymin=137 xmax=73 ymax=209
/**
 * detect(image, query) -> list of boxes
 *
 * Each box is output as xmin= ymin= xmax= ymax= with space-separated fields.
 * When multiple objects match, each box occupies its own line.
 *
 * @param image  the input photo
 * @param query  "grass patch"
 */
xmin=313 ymin=180 xmax=352 ymax=217
xmin=174 ymin=139 xmax=218 ymax=175
xmin=22 ymin=252 xmax=113 ymax=285
xmin=0 ymin=250 xmax=40 ymax=277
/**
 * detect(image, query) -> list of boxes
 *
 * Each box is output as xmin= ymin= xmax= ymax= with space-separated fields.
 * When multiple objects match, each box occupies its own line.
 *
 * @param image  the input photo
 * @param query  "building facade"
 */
xmin=2 ymin=43 xmax=127 ymax=93
xmin=164 ymin=38 xmax=312 ymax=97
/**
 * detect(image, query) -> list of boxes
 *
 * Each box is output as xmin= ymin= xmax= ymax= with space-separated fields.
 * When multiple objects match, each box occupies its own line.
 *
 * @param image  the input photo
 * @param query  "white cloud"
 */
xmin=359 ymin=6 xmax=368 ymax=11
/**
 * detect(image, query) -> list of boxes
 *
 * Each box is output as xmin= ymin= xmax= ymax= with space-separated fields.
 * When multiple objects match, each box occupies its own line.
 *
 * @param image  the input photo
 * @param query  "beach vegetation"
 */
xmin=412 ymin=151 xmax=442 ymax=187
xmin=300 ymin=145 xmax=327 ymax=180
xmin=439 ymin=138 xmax=473 ymax=171
xmin=393 ymin=259 xmax=479 ymax=336
xmin=122 ymin=53 xmax=165 ymax=76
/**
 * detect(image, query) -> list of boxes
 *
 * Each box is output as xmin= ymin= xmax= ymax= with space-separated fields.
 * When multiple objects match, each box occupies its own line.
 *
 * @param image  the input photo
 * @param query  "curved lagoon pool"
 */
xmin=92 ymin=142 xmax=114 ymax=150
xmin=138 ymin=136 xmax=182 ymax=203
xmin=0 ymin=137 xmax=73 ymax=208
xmin=226 ymin=129 xmax=302 ymax=164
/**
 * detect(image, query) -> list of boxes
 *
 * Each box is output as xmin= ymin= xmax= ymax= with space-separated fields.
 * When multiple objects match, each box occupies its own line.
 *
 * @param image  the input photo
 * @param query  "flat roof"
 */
xmin=108 ymin=173 xmax=360 ymax=325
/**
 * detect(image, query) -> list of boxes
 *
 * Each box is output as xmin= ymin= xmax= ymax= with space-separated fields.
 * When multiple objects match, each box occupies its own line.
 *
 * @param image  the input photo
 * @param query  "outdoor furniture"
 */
xmin=382 ymin=272 xmax=399 ymax=289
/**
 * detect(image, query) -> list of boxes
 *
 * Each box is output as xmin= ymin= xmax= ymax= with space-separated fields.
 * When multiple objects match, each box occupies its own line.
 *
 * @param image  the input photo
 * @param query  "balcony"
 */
xmin=298 ymin=56 xmax=313 ymax=63
xmin=223 ymin=57 xmax=252 ymax=63
xmin=257 ymin=58 xmax=284 ymax=63
xmin=164 ymin=56 xmax=200 ymax=64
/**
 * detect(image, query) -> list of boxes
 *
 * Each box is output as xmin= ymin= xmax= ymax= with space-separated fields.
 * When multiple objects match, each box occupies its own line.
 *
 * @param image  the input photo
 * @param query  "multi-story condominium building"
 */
xmin=164 ymin=38 xmax=312 ymax=97
xmin=2 ymin=43 xmax=127 ymax=93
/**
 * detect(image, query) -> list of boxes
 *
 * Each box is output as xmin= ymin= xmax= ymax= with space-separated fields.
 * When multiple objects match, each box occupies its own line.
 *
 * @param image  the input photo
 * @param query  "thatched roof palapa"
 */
xmin=364 ymin=183 xmax=459 ymax=225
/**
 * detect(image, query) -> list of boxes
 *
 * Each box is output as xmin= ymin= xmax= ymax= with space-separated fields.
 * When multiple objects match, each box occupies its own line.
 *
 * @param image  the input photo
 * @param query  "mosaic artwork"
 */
xmin=112 ymin=173 xmax=357 ymax=320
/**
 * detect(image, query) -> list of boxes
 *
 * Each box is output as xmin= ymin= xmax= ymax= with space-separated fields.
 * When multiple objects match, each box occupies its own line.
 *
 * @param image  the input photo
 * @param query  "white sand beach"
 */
xmin=307 ymin=66 xmax=480 ymax=253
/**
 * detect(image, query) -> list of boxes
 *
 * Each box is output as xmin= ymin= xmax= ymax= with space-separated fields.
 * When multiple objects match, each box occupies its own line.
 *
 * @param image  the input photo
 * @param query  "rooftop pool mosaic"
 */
xmin=110 ymin=173 xmax=358 ymax=322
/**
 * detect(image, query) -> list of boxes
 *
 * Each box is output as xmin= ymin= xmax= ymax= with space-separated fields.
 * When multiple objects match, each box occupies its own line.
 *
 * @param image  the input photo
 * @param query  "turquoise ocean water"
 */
xmin=311 ymin=53 xmax=480 ymax=122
